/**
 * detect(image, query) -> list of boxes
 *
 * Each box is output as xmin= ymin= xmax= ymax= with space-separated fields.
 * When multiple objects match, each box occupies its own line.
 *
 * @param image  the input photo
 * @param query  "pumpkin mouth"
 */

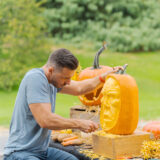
xmin=84 ymin=87 xmax=102 ymax=100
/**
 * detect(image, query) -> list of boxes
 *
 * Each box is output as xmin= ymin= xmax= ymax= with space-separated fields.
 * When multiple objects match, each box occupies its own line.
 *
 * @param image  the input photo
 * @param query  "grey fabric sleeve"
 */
xmin=26 ymin=73 xmax=51 ymax=104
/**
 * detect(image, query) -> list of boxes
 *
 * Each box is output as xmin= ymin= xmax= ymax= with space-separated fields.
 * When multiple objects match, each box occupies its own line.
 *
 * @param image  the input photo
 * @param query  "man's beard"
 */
xmin=51 ymin=80 xmax=59 ymax=88
xmin=51 ymin=80 xmax=66 ymax=88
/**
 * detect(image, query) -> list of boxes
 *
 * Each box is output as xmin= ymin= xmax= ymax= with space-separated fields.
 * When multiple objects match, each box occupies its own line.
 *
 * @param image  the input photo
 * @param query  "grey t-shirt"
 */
xmin=4 ymin=68 xmax=59 ymax=155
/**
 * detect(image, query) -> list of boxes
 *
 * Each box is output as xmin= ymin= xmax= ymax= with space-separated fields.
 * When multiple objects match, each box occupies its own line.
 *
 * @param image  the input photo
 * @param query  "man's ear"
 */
xmin=48 ymin=66 xmax=54 ymax=74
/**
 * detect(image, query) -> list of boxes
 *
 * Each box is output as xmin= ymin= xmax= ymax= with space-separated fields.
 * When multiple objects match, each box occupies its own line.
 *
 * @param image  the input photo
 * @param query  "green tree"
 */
xmin=0 ymin=0 xmax=50 ymax=90
xmin=43 ymin=0 xmax=160 ymax=52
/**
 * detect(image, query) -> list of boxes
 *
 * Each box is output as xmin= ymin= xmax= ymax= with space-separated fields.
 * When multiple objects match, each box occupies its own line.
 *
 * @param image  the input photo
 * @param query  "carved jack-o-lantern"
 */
xmin=78 ymin=43 xmax=112 ymax=106
xmin=100 ymin=67 xmax=139 ymax=135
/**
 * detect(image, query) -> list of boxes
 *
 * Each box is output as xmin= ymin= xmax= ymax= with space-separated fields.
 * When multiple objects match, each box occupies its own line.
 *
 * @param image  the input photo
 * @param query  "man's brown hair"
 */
xmin=47 ymin=48 xmax=78 ymax=70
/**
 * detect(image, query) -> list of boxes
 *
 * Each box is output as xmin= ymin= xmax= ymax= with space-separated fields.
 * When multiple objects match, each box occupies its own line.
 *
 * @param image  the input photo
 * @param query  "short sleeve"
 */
xmin=26 ymin=73 xmax=50 ymax=104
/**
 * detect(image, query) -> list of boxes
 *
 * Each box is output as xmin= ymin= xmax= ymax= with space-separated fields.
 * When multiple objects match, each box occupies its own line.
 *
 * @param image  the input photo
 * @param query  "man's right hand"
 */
xmin=77 ymin=119 xmax=99 ymax=133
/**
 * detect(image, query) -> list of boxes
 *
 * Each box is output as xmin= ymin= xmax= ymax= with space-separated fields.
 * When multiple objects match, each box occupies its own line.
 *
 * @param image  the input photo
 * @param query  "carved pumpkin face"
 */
xmin=77 ymin=42 xmax=112 ymax=106
xmin=78 ymin=65 xmax=112 ymax=106
xmin=100 ymin=73 xmax=139 ymax=135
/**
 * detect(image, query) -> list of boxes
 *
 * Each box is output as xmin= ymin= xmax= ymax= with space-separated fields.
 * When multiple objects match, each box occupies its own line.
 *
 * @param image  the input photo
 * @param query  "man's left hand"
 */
xmin=100 ymin=66 xmax=124 ymax=81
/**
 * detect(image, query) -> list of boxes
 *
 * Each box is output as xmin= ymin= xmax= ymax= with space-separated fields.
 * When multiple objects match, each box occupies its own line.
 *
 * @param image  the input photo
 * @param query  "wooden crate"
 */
xmin=70 ymin=105 xmax=100 ymax=124
xmin=92 ymin=130 xmax=153 ymax=159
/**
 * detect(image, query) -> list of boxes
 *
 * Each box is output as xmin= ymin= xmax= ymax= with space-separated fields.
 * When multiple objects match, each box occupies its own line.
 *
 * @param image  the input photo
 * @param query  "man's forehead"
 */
xmin=61 ymin=67 xmax=75 ymax=75
xmin=62 ymin=67 xmax=74 ymax=72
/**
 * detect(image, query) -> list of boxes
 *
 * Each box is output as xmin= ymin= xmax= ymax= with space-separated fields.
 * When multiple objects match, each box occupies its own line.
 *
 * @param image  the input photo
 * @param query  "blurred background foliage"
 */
xmin=0 ymin=0 xmax=51 ymax=90
xmin=0 ymin=0 xmax=160 ymax=90
xmin=42 ymin=0 xmax=160 ymax=52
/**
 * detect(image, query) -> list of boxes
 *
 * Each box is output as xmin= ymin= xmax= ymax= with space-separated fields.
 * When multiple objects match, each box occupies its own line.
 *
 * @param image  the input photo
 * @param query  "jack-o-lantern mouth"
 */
xmin=84 ymin=87 xmax=102 ymax=100
xmin=79 ymin=85 xmax=103 ymax=106
xmin=78 ymin=86 xmax=103 ymax=106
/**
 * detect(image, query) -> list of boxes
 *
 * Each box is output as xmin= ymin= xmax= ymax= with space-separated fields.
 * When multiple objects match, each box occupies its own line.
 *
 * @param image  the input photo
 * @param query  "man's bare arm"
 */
xmin=60 ymin=67 xmax=123 ymax=96
xmin=29 ymin=103 xmax=98 ymax=133
xmin=59 ymin=76 xmax=101 ymax=96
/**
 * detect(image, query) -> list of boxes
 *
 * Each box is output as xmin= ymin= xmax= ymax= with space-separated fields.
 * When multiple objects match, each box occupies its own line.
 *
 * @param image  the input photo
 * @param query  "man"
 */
xmin=4 ymin=49 xmax=122 ymax=160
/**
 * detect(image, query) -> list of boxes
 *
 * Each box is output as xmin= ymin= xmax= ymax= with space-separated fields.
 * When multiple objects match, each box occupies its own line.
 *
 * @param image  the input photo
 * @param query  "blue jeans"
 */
xmin=3 ymin=147 xmax=78 ymax=160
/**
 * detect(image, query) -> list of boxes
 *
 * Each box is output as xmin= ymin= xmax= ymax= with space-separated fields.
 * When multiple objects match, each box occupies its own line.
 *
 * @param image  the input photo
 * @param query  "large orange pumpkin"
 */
xmin=78 ymin=42 xmax=112 ymax=106
xmin=100 ymin=67 xmax=139 ymax=135
xmin=143 ymin=121 xmax=160 ymax=139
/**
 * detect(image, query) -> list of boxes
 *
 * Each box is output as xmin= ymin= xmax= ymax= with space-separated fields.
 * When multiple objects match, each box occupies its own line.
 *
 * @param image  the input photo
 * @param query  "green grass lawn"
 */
xmin=0 ymin=45 xmax=160 ymax=127
xmin=0 ymin=91 xmax=79 ymax=127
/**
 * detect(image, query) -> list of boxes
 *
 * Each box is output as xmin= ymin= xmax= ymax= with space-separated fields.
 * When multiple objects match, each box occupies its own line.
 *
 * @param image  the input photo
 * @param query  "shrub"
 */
xmin=43 ymin=0 xmax=160 ymax=52
xmin=0 ymin=0 xmax=51 ymax=90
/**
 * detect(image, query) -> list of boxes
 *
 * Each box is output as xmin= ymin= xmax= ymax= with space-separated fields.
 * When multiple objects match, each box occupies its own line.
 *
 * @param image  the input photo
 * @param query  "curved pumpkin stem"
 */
xmin=93 ymin=42 xmax=107 ymax=69
xmin=117 ymin=64 xmax=128 ymax=74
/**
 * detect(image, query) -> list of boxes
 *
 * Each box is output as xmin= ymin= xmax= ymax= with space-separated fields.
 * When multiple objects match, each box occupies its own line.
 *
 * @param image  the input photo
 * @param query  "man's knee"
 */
xmin=67 ymin=154 xmax=79 ymax=160
xmin=3 ymin=152 xmax=40 ymax=160
xmin=47 ymin=147 xmax=78 ymax=160
xmin=24 ymin=156 xmax=40 ymax=160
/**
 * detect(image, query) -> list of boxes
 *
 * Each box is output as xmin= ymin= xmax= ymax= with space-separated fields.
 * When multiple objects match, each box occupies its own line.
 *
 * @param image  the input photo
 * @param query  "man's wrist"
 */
xmin=71 ymin=119 xmax=81 ymax=129
xmin=99 ymin=75 xmax=105 ymax=83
